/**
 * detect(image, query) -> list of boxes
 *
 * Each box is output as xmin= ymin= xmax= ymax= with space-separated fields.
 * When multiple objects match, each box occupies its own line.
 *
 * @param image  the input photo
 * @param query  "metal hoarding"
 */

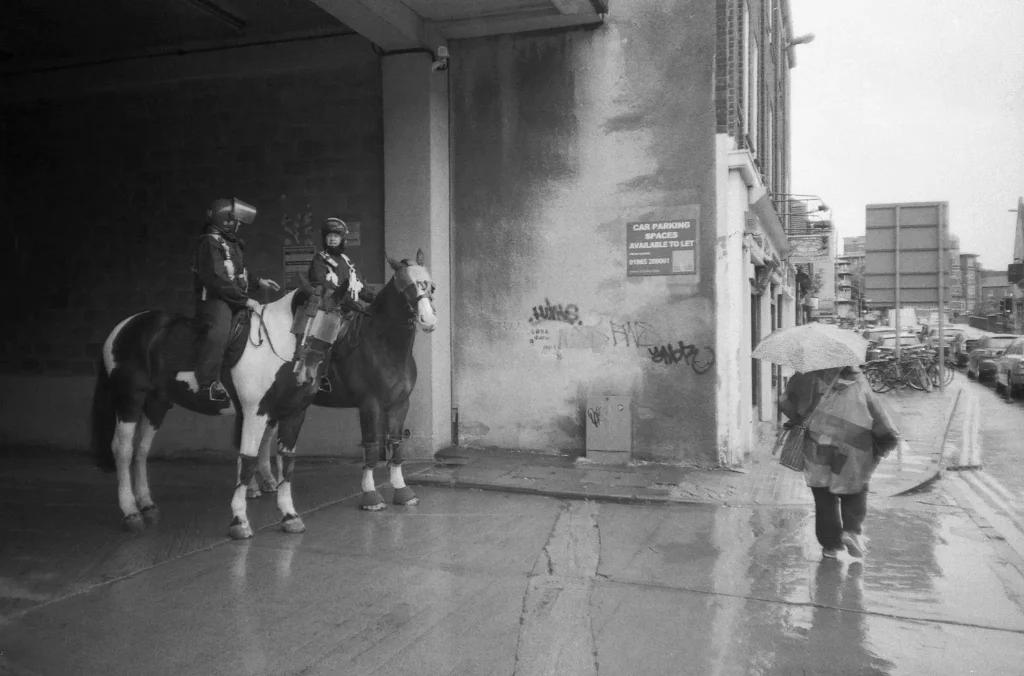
xmin=864 ymin=202 xmax=948 ymax=305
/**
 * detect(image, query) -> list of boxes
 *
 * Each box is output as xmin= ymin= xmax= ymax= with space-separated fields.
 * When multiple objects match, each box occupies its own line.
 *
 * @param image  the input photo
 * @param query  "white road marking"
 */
xmin=973 ymin=471 xmax=1021 ymax=509
xmin=948 ymin=474 xmax=1024 ymax=563
xmin=963 ymin=472 xmax=1019 ymax=521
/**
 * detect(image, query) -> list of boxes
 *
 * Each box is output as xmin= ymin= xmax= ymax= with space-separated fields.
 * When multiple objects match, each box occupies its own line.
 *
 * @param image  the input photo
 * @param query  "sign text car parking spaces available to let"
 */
xmin=626 ymin=216 xmax=698 ymax=277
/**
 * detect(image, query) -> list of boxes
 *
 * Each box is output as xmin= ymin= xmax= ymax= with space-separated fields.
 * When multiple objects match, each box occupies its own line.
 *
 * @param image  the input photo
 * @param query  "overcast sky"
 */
xmin=789 ymin=0 xmax=1024 ymax=270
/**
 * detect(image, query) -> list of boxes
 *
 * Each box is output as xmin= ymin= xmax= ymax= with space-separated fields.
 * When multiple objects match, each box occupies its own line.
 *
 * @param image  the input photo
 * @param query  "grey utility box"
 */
xmin=585 ymin=395 xmax=632 ymax=465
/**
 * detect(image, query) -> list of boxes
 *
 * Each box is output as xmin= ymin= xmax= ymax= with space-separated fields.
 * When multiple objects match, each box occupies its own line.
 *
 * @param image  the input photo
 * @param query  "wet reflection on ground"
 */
xmin=2 ymin=470 xmax=1023 ymax=675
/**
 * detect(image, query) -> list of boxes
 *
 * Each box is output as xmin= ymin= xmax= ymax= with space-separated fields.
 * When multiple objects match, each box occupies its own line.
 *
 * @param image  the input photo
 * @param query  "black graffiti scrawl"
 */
xmin=529 ymin=298 xmax=582 ymax=325
xmin=649 ymin=340 xmax=715 ymax=374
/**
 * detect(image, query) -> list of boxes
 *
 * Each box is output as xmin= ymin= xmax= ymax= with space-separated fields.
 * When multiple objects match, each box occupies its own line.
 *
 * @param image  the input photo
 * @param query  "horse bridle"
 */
xmin=393 ymin=268 xmax=434 ymax=311
xmin=394 ymin=270 xmax=435 ymax=324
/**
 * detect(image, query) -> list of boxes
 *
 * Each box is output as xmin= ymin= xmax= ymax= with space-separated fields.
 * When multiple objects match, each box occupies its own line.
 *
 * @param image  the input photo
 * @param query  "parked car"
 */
xmin=867 ymin=333 xmax=924 ymax=362
xmin=966 ymin=334 xmax=1018 ymax=380
xmin=995 ymin=336 xmax=1024 ymax=398
xmin=951 ymin=327 xmax=989 ymax=366
xmin=862 ymin=327 xmax=898 ymax=343
xmin=924 ymin=326 xmax=964 ymax=353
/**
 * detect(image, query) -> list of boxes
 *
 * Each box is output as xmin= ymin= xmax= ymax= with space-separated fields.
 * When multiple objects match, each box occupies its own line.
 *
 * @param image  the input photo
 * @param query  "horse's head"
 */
xmin=387 ymin=249 xmax=437 ymax=333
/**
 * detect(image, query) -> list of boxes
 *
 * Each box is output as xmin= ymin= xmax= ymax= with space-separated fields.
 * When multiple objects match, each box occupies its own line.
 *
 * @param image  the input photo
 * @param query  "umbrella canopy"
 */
xmin=753 ymin=322 xmax=870 ymax=372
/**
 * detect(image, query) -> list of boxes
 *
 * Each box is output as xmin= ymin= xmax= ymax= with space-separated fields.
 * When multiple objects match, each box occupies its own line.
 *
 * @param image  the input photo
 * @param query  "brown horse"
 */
xmin=250 ymin=250 xmax=437 ymax=510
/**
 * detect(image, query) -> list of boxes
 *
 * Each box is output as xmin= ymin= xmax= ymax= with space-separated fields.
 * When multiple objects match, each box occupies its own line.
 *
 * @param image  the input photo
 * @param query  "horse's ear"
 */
xmin=416 ymin=248 xmax=424 ymax=266
xmin=386 ymin=254 xmax=402 ymax=272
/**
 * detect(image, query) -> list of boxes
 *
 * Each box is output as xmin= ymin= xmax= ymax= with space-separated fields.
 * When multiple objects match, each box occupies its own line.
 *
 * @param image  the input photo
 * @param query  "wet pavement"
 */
xmin=415 ymin=378 xmax=964 ymax=505
xmin=4 ymin=376 xmax=1024 ymax=675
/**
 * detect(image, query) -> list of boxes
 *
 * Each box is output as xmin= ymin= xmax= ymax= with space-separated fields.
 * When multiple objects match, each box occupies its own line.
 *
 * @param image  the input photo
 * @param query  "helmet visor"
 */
xmin=231 ymin=199 xmax=257 ymax=225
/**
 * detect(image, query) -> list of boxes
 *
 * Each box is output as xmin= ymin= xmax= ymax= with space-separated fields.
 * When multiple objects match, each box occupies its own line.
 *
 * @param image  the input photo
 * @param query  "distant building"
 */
xmin=960 ymin=253 xmax=980 ymax=314
xmin=1013 ymin=197 xmax=1024 ymax=332
xmin=980 ymin=269 xmax=1012 ymax=313
xmin=834 ymin=255 xmax=862 ymax=321
xmin=781 ymin=196 xmax=836 ymax=321
xmin=948 ymin=235 xmax=964 ymax=315
xmin=844 ymin=236 xmax=865 ymax=256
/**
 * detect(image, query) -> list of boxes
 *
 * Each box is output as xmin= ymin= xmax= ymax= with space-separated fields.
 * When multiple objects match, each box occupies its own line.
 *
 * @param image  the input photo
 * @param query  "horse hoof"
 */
xmin=360 ymin=491 xmax=387 ymax=511
xmin=246 ymin=485 xmax=262 ymax=500
xmin=281 ymin=515 xmax=306 ymax=534
xmin=140 ymin=505 xmax=161 ymax=524
xmin=257 ymin=477 xmax=278 ymax=494
xmin=228 ymin=518 xmax=253 ymax=540
xmin=122 ymin=513 xmax=145 ymax=533
xmin=393 ymin=487 xmax=419 ymax=506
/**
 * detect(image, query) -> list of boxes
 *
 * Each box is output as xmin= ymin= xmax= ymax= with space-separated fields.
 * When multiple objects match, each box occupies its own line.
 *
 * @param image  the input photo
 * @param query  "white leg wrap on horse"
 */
xmin=114 ymin=421 xmax=138 ymax=517
xmin=230 ymin=484 xmax=249 ymax=519
xmin=389 ymin=465 xmax=406 ymax=490
xmin=134 ymin=418 xmax=157 ymax=507
xmin=277 ymin=481 xmax=296 ymax=517
xmin=361 ymin=468 xmax=376 ymax=493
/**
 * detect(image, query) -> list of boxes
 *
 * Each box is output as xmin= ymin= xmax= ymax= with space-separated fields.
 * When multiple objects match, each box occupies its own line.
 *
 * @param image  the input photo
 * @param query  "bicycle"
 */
xmin=865 ymin=350 xmax=933 ymax=393
xmin=922 ymin=348 xmax=956 ymax=388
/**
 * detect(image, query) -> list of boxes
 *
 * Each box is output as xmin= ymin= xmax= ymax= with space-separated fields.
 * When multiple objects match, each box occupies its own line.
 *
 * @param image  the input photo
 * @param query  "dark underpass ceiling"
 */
xmin=0 ymin=0 xmax=347 ymax=73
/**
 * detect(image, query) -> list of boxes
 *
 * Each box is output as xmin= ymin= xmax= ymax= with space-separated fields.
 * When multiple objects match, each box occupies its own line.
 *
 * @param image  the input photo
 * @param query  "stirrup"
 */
xmin=200 ymin=382 xmax=228 ymax=402
xmin=319 ymin=376 xmax=332 ymax=393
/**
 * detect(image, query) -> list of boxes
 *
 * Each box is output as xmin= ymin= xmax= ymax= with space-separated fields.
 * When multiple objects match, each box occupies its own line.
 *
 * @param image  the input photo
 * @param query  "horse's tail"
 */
xmin=90 ymin=357 xmax=117 ymax=472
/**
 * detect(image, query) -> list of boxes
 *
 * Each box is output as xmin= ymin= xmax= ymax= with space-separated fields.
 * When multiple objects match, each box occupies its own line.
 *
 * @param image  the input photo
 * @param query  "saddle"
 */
xmin=162 ymin=311 xmax=251 ymax=374
xmin=222 ymin=311 xmax=252 ymax=369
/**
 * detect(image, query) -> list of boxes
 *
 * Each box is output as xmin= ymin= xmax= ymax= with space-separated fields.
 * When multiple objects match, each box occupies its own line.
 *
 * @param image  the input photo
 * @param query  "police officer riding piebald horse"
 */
xmin=291 ymin=217 xmax=375 ymax=392
xmin=194 ymin=198 xmax=281 ymax=403
xmin=92 ymin=198 xmax=438 ymax=537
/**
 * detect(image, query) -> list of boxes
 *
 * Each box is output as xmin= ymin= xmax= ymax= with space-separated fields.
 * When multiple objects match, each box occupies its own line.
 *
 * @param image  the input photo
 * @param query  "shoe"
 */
xmin=198 ymin=381 xmax=229 ymax=402
xmin=841 ymin=532 xmax=865 ymax=558
xmin=822 ymin=548 xmax=842 ymax=559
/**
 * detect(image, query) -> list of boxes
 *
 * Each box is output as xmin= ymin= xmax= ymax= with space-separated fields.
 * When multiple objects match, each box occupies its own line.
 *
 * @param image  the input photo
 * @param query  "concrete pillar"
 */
xmin=382 ymin=54 xmax=452 ymax=457
xmin=715 ymin=137 xmax=750 ymax=465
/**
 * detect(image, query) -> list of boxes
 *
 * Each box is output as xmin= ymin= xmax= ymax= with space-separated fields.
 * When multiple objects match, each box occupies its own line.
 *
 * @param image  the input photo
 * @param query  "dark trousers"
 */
xmin=811 ymin=486 xmax=868 ymax=550
xmin=195 ymin=298 xmax=233 ymax=387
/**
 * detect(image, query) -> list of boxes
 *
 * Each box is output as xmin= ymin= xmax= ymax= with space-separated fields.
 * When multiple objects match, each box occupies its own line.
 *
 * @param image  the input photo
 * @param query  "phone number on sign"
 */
xmin=632 ymin=258 xmax=670 ymax=265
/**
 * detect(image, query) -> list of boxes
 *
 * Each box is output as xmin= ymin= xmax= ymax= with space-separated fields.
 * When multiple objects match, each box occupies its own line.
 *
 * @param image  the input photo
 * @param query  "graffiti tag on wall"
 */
xmin=608 ymin=320 xmax=661 ymax=348
xmin=529 ymin=298 xmax=583 ymax=325
xmin=648 ymin=340 xmax=715 ymax=374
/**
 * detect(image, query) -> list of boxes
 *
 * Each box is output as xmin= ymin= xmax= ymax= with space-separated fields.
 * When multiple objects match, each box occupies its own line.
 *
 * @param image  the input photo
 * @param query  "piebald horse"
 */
xmin=91 ymin=251 xmax=437 ymax=538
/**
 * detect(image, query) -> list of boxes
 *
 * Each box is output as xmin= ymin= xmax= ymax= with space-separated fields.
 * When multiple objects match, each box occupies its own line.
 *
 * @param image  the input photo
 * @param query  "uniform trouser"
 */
xmin=196 ymin=298 xmax=234 ymax=388
xmin=811 ymin=486 xmax=868 ymax=551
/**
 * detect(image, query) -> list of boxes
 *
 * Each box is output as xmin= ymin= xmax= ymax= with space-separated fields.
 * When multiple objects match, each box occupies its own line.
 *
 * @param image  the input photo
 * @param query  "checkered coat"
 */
xmin=782 ymin=370 xmax=900 ymax=494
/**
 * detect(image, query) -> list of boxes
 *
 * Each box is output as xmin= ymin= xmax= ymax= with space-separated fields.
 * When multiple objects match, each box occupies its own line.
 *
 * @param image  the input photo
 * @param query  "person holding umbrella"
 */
xmin=754 ymin=324 xmax=901 ymax=559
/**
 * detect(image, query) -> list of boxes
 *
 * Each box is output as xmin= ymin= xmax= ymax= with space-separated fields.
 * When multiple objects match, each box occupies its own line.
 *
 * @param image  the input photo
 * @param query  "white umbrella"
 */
xmin=753 ymin=322 xmax=869 ymax=372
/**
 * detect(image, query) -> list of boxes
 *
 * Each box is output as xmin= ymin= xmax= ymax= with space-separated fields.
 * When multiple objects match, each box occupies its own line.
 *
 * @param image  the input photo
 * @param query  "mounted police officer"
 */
xmin=292 ymin=217 xmax=374 ymax=389
xmin=194 ymin=198 xmax=280 ymax=402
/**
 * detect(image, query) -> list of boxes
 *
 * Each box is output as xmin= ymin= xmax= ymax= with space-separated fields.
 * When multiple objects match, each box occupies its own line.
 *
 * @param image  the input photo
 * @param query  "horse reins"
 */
xmin=248 ymin=307 xmax=291 ymax=362
xmin=248 ymin=271 xmax=433 ymax=360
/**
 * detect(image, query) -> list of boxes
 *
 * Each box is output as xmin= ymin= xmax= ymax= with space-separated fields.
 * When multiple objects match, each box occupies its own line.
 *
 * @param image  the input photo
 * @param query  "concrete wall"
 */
xmin=0 ymin=37 xmax=383 ymax=458
xmin=449 ymin=1 xmax=720 ymax=464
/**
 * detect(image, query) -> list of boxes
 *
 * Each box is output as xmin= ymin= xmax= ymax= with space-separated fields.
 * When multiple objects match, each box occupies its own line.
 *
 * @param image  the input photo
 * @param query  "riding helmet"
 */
xmin=321 ymin=217 xmax=348 ymax=252
xmin=207 ymin=198 xmax=257 ymax=234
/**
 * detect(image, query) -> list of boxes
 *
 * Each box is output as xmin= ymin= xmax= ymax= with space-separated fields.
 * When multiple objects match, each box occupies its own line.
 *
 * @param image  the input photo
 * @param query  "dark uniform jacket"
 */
xmin=194 ymin=231 xmax=252 ymax=310
xmin=308 ymin=250 xmax=374 ymax=310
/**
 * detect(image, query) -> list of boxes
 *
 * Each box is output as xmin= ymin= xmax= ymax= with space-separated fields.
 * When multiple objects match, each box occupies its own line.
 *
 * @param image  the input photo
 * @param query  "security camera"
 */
xmin=432 ymin=45 xmax=449 ymax=72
